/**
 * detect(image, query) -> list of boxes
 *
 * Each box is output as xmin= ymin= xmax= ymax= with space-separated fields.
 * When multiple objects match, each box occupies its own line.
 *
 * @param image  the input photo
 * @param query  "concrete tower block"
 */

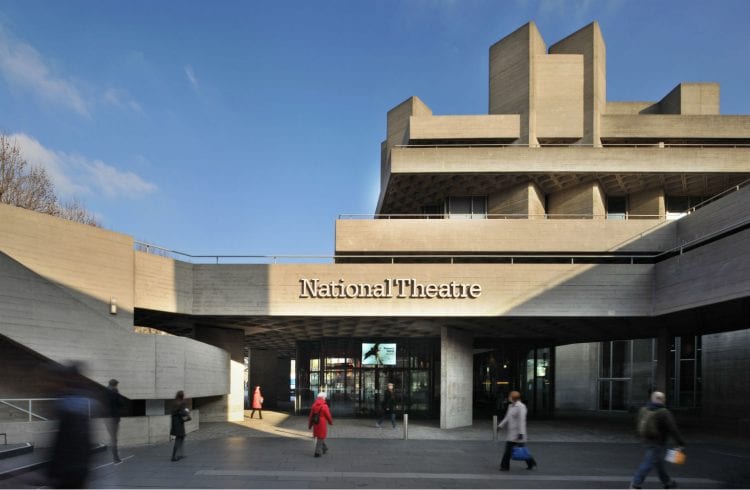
xmin=488 ymin=181 xmax=545 ymax=218
xmin=489 ymin=22 xmax=546 ymax=146
xmin=387 ymin=96 xmax=433 ymax=150
xmin=659 ymin=83 xmax=720 ymax=115
xmin=549 ymin=22 xmax=607 ymax=147
xmin=535 ymin=54 xmax=584 ymax=141
xmin=547 ymin=181 xmax=606 ymax=219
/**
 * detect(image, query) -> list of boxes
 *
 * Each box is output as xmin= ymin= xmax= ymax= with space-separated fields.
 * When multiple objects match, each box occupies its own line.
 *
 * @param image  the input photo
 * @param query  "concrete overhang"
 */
xmin=377 ymin=146 xmax=750 ymax=214
xmin=409 ymin=115 xmax=520 ymax=141
xmin=601 ymin=115 xmax=750 ymax=140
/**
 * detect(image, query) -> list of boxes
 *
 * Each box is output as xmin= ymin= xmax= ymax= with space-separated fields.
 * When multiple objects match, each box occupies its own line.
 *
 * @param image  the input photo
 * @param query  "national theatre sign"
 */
xmin=299 ymin=278 xmax=482 ymax=299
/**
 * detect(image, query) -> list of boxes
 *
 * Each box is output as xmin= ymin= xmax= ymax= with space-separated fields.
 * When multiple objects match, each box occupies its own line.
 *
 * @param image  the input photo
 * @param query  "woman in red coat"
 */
xmin=308 ymin=392 xmax=333 ymax=457
xmin=250 ymin=386 xmax=264 ymax=419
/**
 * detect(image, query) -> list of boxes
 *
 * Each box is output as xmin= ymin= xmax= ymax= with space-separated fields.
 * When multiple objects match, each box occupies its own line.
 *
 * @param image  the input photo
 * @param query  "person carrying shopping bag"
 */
xmin=498 ymin=390 xmax=537 ymax=471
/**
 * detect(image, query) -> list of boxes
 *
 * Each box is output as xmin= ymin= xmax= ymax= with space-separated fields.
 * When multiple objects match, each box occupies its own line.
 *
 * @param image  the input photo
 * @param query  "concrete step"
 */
xmin=0 ymin=443 xmax=106 ymax=481
xmin=0 ymin=443 xmax=33 ymax=460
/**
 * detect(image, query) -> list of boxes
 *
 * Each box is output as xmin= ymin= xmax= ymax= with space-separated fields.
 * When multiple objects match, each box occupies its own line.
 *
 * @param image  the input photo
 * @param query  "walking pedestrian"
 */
xmin=47 ymin=363 xmax=92 ymax=489
xmin=250 ymin=386 xmax=264 ymax=419
xmin=170 ymin=391 xmax=191 ymax=462
xmin=376 ymin=382 xmax=396 ymax=428
xmin=498 ymin=390 xmax=537 ymax=471
xmin=630 ymin=391 xmax=685 ymax=489
xmin=106 ymin=379 xmax=123 ymax=464
xmin=308 ymin=392 xmax=333 ymax=457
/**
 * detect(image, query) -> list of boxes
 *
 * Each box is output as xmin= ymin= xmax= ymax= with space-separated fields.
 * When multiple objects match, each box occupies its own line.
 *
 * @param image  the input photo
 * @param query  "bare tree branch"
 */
xmin=0 ymin=133 xmax=100 ymax=227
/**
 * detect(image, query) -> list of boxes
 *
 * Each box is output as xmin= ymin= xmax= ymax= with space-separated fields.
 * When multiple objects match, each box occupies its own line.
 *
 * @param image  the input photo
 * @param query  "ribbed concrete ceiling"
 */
xmin=135 ymin=296 xmax=750 ymax=357
xmin=379 ymin=173 xmax=750 ymax=214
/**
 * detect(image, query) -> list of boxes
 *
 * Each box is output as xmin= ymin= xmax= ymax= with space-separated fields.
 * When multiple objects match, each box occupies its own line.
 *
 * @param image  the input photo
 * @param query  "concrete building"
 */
xmin=1 ymin=21 xmax=749 ymax=442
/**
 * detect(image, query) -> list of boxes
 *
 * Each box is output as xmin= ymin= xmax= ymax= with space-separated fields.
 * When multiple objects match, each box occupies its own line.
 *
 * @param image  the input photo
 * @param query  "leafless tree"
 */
xmin=0 ymin=134 xmax=101 ymax=227
xmin=55 ymin=197 xmax=102 ymax=227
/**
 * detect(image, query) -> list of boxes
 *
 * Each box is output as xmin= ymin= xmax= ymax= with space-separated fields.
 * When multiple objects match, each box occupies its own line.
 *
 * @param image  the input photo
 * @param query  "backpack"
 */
xmin=311 ymin=411 xmax=320 ymax=425
xmin=638 ymin=407 xmax=663 ymax=438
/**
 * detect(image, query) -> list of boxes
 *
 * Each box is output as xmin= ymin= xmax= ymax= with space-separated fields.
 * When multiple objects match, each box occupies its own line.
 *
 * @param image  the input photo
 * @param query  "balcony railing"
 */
xmin=337 ymin=213 xmax=664 ymax=220
xmin=394 ymin=142 xmax=750 ymax=149
xmin=0 ymin=398 xmax=92 ymax=422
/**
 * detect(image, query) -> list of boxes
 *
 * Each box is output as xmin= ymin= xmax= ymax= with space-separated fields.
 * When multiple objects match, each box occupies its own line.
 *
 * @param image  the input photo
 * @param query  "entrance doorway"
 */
xmin=296 ymin=338 xmax=439 ymax=418
xmin=474 ymin=343 xmax=554 ymax=419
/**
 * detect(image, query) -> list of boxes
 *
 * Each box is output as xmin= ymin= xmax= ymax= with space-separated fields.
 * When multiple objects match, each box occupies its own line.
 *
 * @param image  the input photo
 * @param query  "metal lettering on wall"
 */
xmin=299 ymin=278 xmax=482 ymax=299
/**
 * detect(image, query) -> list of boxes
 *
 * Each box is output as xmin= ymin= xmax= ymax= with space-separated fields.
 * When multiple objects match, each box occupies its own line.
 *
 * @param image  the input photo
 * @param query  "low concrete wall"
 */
xmin=0 ymin=410 xmax=199 ymax=448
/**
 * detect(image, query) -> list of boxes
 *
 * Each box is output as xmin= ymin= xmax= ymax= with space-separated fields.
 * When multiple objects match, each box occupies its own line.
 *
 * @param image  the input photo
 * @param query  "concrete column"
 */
xmin=440 ymin=326 xmax=473 ymax=429
xmin=655 ymin=328 xmax=670 ymax=395
xmin=193 ymin=326 xmax=245 ymax=422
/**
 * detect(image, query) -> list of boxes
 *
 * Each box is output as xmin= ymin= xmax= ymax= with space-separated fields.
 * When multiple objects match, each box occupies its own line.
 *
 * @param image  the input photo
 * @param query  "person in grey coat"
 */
xmin=498 ymin=390 xmax=537 ymax=471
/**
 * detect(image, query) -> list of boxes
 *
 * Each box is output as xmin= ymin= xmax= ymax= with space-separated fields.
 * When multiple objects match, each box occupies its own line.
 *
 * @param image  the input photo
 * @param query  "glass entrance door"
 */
xmin=474 ymin=343 xmax=554 ymax=419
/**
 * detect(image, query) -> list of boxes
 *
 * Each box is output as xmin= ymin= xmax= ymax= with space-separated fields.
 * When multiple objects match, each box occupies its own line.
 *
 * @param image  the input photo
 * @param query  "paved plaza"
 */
xmin=2 ymin=411 xmax=749 ymax=489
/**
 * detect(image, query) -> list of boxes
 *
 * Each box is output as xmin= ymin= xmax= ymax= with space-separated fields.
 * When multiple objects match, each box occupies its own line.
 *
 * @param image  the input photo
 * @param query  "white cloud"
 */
xmin=0 ymin=26 xmax=144 ymax=117
xmin=0 ymin=34 xmax=90 ymax=116
xmin=11 ymin=133 xmax=157 ymax=199
xmin=184 ymin=64 xmax=198 ymax=91
xmin=103 ymin=88 xmax=144 ymax=114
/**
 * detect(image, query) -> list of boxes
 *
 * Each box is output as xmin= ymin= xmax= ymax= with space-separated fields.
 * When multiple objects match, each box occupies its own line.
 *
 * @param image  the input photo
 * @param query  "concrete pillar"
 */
xmin=655 ymin=328 xmax=670 ymax=395
xmin=193 ymin=326 xmax=245 ymax=422
xmin=440 ymin=326 xmax=473 ymax=429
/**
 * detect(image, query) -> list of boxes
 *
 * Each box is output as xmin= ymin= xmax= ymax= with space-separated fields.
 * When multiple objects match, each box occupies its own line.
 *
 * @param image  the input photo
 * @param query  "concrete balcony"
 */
xmin=389 ymin=145 xmax=750 ymax=174
xmin=335 ymin=218 xmax=677 ymax=254
xmin=601 ymin=114 xmax=750 ymax=140
xmin=409 ymin=115 xmax=520 ymax=141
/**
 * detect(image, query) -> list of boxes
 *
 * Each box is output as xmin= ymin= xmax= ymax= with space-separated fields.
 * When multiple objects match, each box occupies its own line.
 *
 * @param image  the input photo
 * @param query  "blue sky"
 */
xmin=1 ymin=0 xmax=748 ymax=256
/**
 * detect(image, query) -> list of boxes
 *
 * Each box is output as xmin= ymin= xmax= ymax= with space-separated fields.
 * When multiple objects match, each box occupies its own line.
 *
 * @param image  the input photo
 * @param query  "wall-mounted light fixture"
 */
xmin=110 ymin=297 xmax=117 ymax=315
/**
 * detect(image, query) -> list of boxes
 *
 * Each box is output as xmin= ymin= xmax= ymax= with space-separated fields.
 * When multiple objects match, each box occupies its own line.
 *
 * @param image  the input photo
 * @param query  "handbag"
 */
xmin=511 ymin=444 xmax=532 ymax=461
xmin=665 ymin=448 xmax=686 ymax=465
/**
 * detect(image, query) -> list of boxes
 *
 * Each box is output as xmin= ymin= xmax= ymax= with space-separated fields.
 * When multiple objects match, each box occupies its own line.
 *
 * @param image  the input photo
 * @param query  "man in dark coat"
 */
xmin=631 ymin=391 xmax=685 ymax=489
xmin=106 ymin=379 xmax=123 ymax=463
xmin=48 ymin=363 xmax=91 ymax=488
xmin=376 ymin=382 xmax=396 ymax=428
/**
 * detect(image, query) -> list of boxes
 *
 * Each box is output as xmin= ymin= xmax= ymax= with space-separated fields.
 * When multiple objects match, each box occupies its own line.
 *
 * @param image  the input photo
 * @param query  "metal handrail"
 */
xmin=394 ymin=142 xmax=750 ymax=149
xmin=0 ymin=398 xmax=92 ymax=422
xmin=338 ymin=213 xmax=665 ymax=220
xmin=134 ymin=179 xmax=750 ymax=265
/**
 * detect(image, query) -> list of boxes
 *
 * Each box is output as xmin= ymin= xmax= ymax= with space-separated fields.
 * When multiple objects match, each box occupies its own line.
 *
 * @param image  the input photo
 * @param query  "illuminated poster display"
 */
xmin=361 ymin=343 xmax=396 ymax=366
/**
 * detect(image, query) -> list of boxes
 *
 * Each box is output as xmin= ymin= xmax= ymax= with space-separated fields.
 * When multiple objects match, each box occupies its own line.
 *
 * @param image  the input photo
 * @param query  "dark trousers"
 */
xmin=171 ymin=436 xmax=184 ymax=460
xmin=500 ymin=441 xmax=536 ymax=469
xmin=314 ymin=437 xmax=328 ymax=456
xmin=632 ymin=444 xmax=670 ymax=486
xmin=250 ymin=409 xmax=263 ymax=419
xmin=106 ymin=418 xmax=120 ymax=462
xmin=377 ymin=409 xmax=395 ymax=427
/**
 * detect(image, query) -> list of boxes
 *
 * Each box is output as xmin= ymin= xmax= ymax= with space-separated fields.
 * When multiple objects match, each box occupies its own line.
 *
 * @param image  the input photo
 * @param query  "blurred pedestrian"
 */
xmin=630 ymin=391 xmax=685 ymax=489
xmin=48 ymin=363 xmax=92 ymax=488
xmin=170 ymin=390 xmax=191 ymax=462
xmin=308 ymin=392 xmax=333 ymax=457
xmin=376 ymin=382 xmax=396 ymax=428
xmin=106 ymin=379 xmax=123 ymax=464
xmin=250 ymin=386 xmax=264 ymax=419
xmin=498 ymin=390 xmax=537 ymax=471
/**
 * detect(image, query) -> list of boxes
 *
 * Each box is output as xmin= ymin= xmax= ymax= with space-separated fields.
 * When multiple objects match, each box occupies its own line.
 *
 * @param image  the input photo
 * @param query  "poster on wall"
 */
xmin=361 ymin=343 xmax=396 ymax=366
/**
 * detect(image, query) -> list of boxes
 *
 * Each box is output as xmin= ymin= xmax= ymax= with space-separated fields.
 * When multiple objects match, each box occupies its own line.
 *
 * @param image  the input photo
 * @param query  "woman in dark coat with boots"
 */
xmin=170 ymin=391 xmax=191 ymax=461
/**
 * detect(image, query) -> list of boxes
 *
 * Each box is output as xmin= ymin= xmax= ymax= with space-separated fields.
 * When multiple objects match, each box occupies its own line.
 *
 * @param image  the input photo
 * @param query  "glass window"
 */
xmin=607 ymin=196 xmax=627 ymax=220
xmin=612 ymin=340 xmax=631 ymax=378
xmin=600 ymin=342 xmax=611 ymax=378
xmin=447 ymin=196 xmax=487 ymax=219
